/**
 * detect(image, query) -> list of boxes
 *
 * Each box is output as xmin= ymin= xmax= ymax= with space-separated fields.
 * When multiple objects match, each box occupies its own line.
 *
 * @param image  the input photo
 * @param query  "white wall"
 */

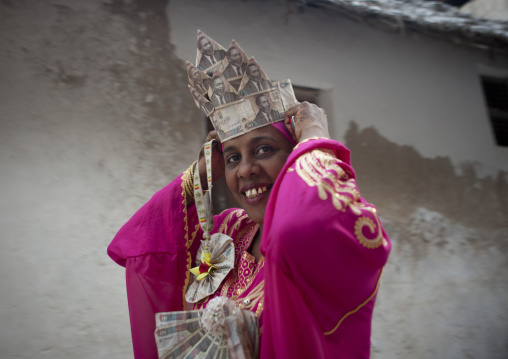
xmin=461 ymin=0 xmax=508 ymax=21
xmin=0 ymin=1 xmax=201 ymax=358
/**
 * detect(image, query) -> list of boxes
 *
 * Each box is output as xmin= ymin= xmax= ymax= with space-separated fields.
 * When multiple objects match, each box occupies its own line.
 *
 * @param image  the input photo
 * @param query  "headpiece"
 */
xmin=188 ymin=30 xmax=298 ymax=142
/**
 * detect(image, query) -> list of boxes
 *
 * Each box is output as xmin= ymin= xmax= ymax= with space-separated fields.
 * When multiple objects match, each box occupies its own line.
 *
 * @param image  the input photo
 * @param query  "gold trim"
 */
xmin=217 ymin=209 xmax=245 ymax=235
xmin=182 ymin=161 xmax=197 ymax=203
xmin=354 ymin=215 xmax=385 ymax=249
xmin=181 ymin=162 xmax=201 ymax=309
xmin=182 ymin=252 xmax=192 ymax=310
xmin=233 ymin=257 xmax=265 ymax=300
xmin=295 ymin=149 xmax=359 ymax=212
xmin=180 ymin=166 xmax=191 ymax=309
xmin=324 ymin=268 xmax=384 ymax=336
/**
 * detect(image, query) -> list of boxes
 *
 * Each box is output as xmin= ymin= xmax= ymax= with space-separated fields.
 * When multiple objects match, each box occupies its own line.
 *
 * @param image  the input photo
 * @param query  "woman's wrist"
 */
xmin=299 ymin=125 xmax=329 ymax=143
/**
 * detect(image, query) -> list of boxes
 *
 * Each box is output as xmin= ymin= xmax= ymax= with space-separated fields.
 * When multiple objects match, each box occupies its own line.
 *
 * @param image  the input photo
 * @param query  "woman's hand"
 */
xmin=284 ymin=102 xmax=330 ymax=142
xmin=198 ymin=130 xmax=225 ymax=190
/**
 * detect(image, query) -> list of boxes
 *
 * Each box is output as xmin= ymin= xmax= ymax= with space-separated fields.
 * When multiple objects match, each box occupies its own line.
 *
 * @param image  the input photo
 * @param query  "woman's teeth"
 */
xmin=245 ymin=186 xmax=267 ymax=199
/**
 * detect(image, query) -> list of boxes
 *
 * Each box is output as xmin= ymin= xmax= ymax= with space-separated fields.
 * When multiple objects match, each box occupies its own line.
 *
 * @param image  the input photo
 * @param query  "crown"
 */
xmin=187 ymin=30 xmax=297 ymax=142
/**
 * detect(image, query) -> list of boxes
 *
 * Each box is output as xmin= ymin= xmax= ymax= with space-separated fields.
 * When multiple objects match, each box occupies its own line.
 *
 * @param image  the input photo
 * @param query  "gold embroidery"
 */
xmin=181 ymin=161 xmax=197 ymax=204
xmin=192 ymin=209 xmax=265 ymax=315
xmin=354 ymin=214 xmax=386 ymax=249
xmin=182 ymin=252 xmax=192 ymax=309
xmin=235 ymin=280 xmax=264 ymax=312
xmin=295 ymin=149 xmax=386 ymax=248
xmin=219 ymin=223 xmax=258 ymax=298
xmin=255 ymin=296 xmax=264 ymax=317
xmin=324 ymin=268 xmax=384 ymax=336
xmin=180 ymin=163 xmax=194 ymax=309
xmin=217 ymin=209 xmax=245 ymax=235
xmin=295 ymin=149 xmax=359 ymax=212
xmin=234 ymin=257 xmax=264 ymax=299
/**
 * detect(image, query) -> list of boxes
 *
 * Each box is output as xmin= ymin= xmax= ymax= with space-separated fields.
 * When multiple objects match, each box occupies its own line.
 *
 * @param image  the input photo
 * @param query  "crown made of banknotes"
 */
xmin=187 ymin=30 xmax=297 ymax=142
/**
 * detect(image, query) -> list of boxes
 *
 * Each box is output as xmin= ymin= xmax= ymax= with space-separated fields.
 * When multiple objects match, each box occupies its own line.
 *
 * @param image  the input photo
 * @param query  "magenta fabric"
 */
xmin=108 ymin=138 xmax=390 ymax=359
xmin=108 ymin=174 xmax=203 ymax=359
xmin=260 ymin=138 xmax=390 ymax=358
xmin=271 ymin=121 xmax=297 ymax=146
xmin=107 ymin=175 xmax=262 ymax=358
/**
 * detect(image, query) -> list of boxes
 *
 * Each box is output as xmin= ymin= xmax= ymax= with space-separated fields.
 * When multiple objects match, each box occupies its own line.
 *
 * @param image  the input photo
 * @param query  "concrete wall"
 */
xmin=1 ymin=0 xmax=507 ymax=358
xmin=0 ymin=1 xmax=201 ymax=358
xmin=461 ymin=0 xmax=508 ymax=21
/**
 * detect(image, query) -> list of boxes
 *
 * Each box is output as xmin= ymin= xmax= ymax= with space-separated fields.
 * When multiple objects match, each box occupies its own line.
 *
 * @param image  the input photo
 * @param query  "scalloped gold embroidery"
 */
xmin=180 ymin=163 xmax=195 ymax=308
xmin=354 ymin=215 xmax=385 ymax=249
xmin=296 ymin=149 xmax=386 ymax=249
xmin=295 ymin=149 xmax=359 ymax=212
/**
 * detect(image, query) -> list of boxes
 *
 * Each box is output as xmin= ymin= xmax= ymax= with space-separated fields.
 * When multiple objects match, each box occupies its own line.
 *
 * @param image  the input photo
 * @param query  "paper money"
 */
xmin=211 ymin=79 xmax=297 ymax=142
xmin=155 ymin=300 xmax=258 ymax=359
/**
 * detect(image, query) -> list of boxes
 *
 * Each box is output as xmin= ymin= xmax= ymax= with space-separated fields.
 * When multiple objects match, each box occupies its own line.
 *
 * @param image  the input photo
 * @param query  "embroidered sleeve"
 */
xmin=294 ymin=148 xmax=386 ymax=249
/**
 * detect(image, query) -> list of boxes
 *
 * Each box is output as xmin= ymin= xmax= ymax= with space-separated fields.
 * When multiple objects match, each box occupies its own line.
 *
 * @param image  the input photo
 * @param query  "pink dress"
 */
xmin=107 ymin=138 xmax=391 ymax=359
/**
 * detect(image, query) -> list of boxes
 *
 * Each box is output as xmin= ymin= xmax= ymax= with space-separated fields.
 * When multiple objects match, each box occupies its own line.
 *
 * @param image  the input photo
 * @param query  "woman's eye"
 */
xmin=256 ymin=146 xmax=272 ymax=156
xmin=226 ymin=154 xmax=240 ymax=165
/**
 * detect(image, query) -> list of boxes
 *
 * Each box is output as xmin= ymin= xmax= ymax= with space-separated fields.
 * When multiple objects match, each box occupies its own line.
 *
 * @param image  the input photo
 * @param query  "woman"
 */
xmin=108 ymin=102 xmax=391 ymax=358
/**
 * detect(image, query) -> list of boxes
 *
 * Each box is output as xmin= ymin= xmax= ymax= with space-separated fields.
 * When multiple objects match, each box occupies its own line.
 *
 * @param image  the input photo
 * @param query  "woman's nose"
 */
xmin=237 ymin=158 xmax=259 ymax=178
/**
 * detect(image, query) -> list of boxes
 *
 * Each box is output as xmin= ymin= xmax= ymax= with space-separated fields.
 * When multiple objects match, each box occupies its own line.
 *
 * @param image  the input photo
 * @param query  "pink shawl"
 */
xmin=260 ymin=138 xmax=390 ymax=358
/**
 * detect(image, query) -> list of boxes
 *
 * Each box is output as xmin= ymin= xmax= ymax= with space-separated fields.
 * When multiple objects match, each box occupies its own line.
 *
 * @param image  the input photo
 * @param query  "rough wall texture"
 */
xmin=345 ymin=124 xmax=508 ymax=358
xmin=0 ymin=0 xmax=201 ymax=358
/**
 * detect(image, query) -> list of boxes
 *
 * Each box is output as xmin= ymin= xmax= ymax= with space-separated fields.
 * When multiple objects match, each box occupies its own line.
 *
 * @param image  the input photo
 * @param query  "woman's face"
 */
xmin=223 ymin=125 xmax=293 ymax=224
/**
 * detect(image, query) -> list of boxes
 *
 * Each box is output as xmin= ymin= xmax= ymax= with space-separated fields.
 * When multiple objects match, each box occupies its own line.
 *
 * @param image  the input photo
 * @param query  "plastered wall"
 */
xmin=0 ymin=1 xmax=201 ymax=358
xmin=1 ymin=0 xmax=507 ymax=358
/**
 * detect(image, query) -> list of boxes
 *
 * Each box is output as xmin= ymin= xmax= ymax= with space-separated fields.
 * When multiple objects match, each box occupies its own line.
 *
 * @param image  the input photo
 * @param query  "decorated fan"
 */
xmin=155 ymin=298 xmax=259 ymax=359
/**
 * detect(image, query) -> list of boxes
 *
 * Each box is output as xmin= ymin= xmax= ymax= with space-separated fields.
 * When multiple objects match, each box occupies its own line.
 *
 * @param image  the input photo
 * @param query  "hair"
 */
xmin=211 ymin=75 xmax=223 ymax=86
xmin=255 ymin=93 xmax=269 ymax=107
xmin=226 ymin=46 xmax=239 ymax=58
xmin=197 ymin=36 xmax=209 ymax=50
xmin=188 ymin=65 xmax=198 ymax=76
xmin=247 ymin=63 xmax=258 ymax=76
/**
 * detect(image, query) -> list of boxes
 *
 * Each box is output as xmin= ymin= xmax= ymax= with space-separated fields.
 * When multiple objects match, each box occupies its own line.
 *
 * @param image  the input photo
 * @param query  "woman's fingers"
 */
xmin=284 ymin=102 xmax=329 ymax=142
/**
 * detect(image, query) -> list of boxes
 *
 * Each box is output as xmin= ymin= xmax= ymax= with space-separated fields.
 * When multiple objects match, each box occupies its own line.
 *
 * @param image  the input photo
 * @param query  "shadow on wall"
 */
xmin=344 ymin=122 xmax=508 ymax=231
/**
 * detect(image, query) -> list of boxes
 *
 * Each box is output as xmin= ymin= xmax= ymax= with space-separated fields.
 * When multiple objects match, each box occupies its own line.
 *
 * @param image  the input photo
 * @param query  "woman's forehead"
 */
xmin=223 ymin=126 xmax=284 ymax=152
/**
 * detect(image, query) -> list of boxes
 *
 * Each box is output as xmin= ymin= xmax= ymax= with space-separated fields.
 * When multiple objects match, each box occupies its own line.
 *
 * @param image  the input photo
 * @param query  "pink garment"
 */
xmin=107 ymin=138 xmax=390 ymax=359
xmin=107 ymin=172 xmax=202 ymax=359
xmin=260 ymin=138 xmax=390 ymax=358
xmin=107 ymin=173 xmax=264 ymax=358
xmin=271 ymin=121 xmax=296 ymax=146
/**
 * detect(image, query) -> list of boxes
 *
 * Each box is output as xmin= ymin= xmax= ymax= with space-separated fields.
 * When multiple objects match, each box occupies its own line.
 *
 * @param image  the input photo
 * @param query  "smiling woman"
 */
xmin=108 ymin=33 xmax=390 ymax=359
xmin=223 ymin=127 xmax=294 ymax=226
xmin=108 ymin=102 xmax=391 ymax=359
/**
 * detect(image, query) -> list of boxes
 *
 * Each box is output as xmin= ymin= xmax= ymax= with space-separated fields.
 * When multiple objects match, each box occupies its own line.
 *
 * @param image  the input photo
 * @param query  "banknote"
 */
xmin=156 ymin=310 xmax=203 ymax=326
xmin=155 ymin=300 xmax=258 ymax=359
xmin=196 ymin=30 xmax=227 ymax=75
xmin=211 ymin=79 xmax=297 ymax=142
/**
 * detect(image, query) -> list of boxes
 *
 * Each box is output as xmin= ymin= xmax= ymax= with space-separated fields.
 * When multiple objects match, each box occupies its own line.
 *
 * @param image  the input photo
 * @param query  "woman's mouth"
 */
xmin=241 ymin=185 xmax=272 ymax=204
xmin=245 ymin=186 xmax=267 ymax=199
